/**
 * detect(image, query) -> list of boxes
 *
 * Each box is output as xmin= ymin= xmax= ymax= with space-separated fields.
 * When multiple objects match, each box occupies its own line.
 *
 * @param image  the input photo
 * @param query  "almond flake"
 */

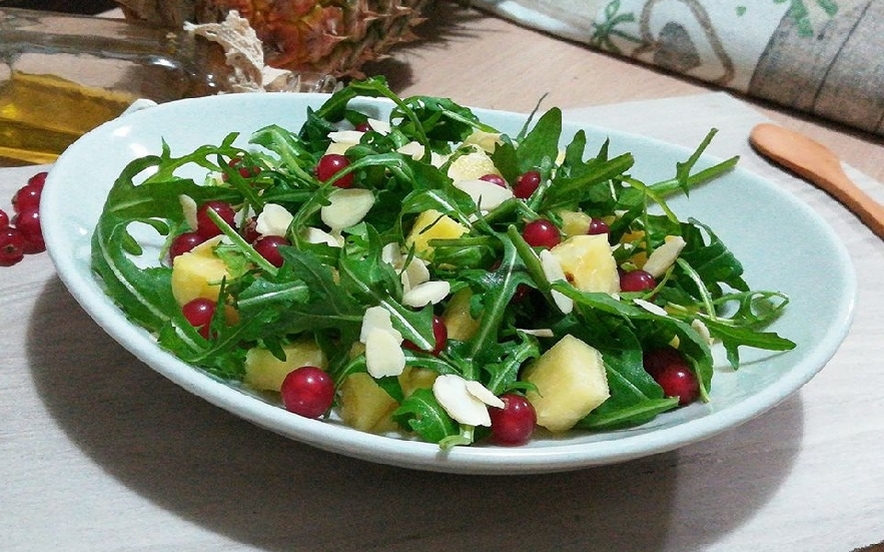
xmin=179 ymin=195 xmax=198 ymax=230
xmin=301 ymin=227 xmax=342 ymax=247
xmin=256 ymin=203 xmax=293 ymax=237
xmin=464 ymin=380 xmax=505 ymax=409
xmin=381 ymin=242 xmax=404 ymax=268
xmin=453 ymin=178 xmax=514 ymax=211
xmin=518 ymin=328 xmax=555 ymax=338
xmin=327 ymin=130 xmax=365 ymax=145
xmin=364 ymin=328 xmax=406 ymax=378
xmin=402 ymin=280 xmax=450 ymax=307
xmin=643 ymin=235 xmax=686 ymax=277
xmin=360 ymin=306 xmax=402 ymax=344
xmin=692 ymin=318 xmax=714 ymax=345
xmin=367 ymin=118 xmax=391 ymax=134
xmin=634 ymin=298 xmax=668 ymax=317
xmin=540 ymin=250 xmax=574 ymax=314
xmin=320 ymin=188 xmax=375 ymax=231
xmin=432 ymin=374 xmax=493 ymax=427
xmin=401 ymin=256 xmax=430 ymax=291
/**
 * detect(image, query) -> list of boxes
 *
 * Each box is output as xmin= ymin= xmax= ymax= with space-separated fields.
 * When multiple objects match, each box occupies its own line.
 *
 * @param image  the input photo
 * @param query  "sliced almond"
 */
xmin=360 ymin=305 xmax=402 ymax=344
xmin=320 ymin=188 xmax=375 ymax=232
xmin=256 ymin=203 xmax=293 ymax=237
xmin=432 ymin=374 xmax=493 ymax=427
xmin=327 ymin=130 xmax=365 ymax=145
xmin=401 ymin=256 xmax=430 ymax=291
xmin=365 ymin=328 xmax=406 ymax=378
xmin=367 ymin=118 xmax=391 ymax=134
xmin=464 ymin=380 xmax=505 ymax=409
xmin=402 ymin=280 xmax=450 ymax=308
xmin=179 ymin=194 xmax=198 ymax=230
xmin=301 ymin=227 xmax=342 ymax=247
xmin=453 ymin=178 xmax=514 ymax=211
xmin=634 ymin=298 xmax=668 ymax=317
xmin=643 ymin=235 xmax=686 ymax=277
xmin=539 ymin=250 xmax=574 ymax=314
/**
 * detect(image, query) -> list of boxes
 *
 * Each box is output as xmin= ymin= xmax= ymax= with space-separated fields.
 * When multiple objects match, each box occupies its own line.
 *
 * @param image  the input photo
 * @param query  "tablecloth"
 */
xmin=472 ymin=0 xmax=884 ymax=137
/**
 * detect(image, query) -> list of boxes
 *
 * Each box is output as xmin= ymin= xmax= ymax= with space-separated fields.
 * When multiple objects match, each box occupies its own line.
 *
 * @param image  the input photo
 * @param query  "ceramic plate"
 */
xmin=42 ymin=93 xmax=855 ymax=474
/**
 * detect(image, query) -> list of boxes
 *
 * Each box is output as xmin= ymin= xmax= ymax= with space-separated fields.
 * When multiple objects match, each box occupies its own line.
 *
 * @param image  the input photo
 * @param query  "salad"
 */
xmin=92 ymin=77 xmax=795 ymax=448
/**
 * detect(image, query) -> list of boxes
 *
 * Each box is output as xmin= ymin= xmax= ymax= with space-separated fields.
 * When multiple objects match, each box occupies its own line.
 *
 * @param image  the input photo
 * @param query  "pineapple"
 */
xmin=523 ymin=334 xmax=610 ymax=432
xmin=549 ymin=234 xmax=620 ymax=295
xmin=441 ymin=288 xmax=481 ymax=341
xmin=170 ymin=237 xmax=231 ymax=306
xmin=339 ymin=372 xmax=400 ymax=433
xmin=405 ymin=209 xmax=468 ymax=259
xmin=244 ymin=336 xmax=327 ymax=391
xmin=114 ymin=0 xmax=431 ymax=77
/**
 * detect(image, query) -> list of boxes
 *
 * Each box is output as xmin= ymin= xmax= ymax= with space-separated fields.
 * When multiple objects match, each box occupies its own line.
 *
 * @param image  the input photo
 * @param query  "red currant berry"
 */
xmin=170 ymin=231 xmax=205 ymax=259
xmin=643 ymin=347 xmax=699 ymax=405
xmin=12 ymin=209 xmax=44 ymax=253
xmin=354 ymin=121 xmax=372 ymax=132
xmin=315 ymin=153 xmax=354 ymax=188
xmin=12 ymin=184 xmax=41 ymax=214
xmin=254 ymin=235 xmax=289 ymax=267
xmin=522 ymin=219 xmax=561 ymax=248
xmin=619 ymin=269 xmax=656 ymax=292
xmin=196 ymin=200 xmax=237 ymax=239
xmin=182 ymin=297 xmax=216 ymax=338
xmin=489 ymin=393 xmax=537 ymax=446
xmin=513 ymin=170 xmax=541 ymax=199
xmin=479 ymin=173 xmax=507 ymax=187
xmin=587 ymin=218 xmax=610 ymax=235
xmin=0 ymin=208 xmax=9 ymax=230
xmin=280 ymin=366 xmax=335 ymax=418
xmin=27 ymin=171 xmax=48 ymax=191
xmin=0 ymin=227 xmax=26 ymax=266
xmin=403 ymin=315 xmax=448 ymax=356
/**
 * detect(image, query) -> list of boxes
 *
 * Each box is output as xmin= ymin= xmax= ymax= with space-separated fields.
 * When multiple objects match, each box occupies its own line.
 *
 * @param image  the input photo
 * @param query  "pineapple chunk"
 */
xmin=171 ymin=237 xmax=231 ymax=306
xmin=550 ymin=234 xmax=620 ymax=294
xmin=447 ymin=149 xmax=499 ymax=181
xmin=398 ymin=366 xmax=439 ymax=397
xmin=339 ymin=372 xmax=399 ymax=433
xmin=405 ymin=209 xmax=468 ymax=259
xmin=523 ymin=334 xmax=610 ymax=432
xmin=243 ymin=337 xmax=327 ymax=392
xmin=442 ymin=288 xmax=482 ymax=341
xmin=558 ymin=210 xmax=592 ymax=236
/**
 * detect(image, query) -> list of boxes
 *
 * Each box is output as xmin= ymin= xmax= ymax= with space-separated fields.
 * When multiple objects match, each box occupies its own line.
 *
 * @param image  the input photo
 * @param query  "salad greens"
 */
xmin=92 ymin=77 xmax=795 ymax=447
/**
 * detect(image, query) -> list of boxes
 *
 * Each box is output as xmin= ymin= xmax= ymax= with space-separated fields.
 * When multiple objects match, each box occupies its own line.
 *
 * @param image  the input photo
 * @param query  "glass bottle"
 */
xmin=0 ymin=7 xmax=337 ymax=166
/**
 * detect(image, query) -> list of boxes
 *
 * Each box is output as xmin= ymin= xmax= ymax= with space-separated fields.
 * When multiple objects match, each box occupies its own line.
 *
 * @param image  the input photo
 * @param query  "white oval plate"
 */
xmin=42 ymin=93 xmax=855 ymax=474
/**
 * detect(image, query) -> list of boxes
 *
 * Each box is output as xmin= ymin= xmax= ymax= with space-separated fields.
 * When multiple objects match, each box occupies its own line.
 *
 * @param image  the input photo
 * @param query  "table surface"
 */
xmin=1 ymin=5 xmax=882 ymax=552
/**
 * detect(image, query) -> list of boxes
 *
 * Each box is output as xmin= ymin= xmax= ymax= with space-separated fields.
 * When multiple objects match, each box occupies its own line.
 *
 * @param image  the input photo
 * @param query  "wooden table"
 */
xmin=1 ymin=5 xmax=882 ymax=551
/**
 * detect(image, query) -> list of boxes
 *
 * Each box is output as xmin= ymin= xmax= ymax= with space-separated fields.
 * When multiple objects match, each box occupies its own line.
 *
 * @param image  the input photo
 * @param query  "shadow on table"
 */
xmin=28 ymin=277 xmax=803 ymax=552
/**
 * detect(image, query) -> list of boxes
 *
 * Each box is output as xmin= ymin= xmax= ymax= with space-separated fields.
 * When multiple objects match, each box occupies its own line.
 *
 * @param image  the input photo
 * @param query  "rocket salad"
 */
xmin=91 ymin=77 xmax=795 ymax=448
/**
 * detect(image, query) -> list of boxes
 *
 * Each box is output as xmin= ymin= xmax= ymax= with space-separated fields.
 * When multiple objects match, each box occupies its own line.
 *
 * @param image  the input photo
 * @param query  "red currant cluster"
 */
xmin=1 ymin=171 xmax=47 ymax=267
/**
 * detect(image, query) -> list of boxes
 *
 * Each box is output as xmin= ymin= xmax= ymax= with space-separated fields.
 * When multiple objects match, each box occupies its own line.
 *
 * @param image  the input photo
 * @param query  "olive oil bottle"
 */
xmin=0 ymin=8 xmax=335 ymax=166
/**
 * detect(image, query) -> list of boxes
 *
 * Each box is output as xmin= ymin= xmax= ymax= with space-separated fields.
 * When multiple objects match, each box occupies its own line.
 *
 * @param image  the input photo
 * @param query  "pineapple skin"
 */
xmin=115 ymin=0 xmax=431 ymax=77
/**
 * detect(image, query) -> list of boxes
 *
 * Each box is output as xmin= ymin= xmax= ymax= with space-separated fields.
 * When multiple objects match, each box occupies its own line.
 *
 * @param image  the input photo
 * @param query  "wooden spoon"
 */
xmin=749 ymin=122 xmax=884 ymax=239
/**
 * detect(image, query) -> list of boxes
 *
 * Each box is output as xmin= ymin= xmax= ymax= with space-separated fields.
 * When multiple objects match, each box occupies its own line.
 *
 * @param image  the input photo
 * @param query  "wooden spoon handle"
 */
xmin=750 ymin=123 xmax=884 ymax=239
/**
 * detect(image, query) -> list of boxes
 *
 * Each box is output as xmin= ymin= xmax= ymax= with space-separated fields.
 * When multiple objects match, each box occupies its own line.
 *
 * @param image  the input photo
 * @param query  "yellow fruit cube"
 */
xmin=442 ymin=288 xmax=482 ymax=341
xmin=170 ymin=237 xmax=231 ymax=306
xmin=523 ymin=334 xmax=610 ymax=432
xmin=243 ymin=337 xmax=327 ymax=392
xmin=558 ymin=210 xmax=592 ymax=236
xmin=447 ymin=149 xmax=499 ymax=181
xmin=550 ymin=234 xmax=620 ymax=294
xmin=405 ymin=209 xmax=468 ymax=259
xmin=339 ymin=372 xmax=399 ymax=433
xmin=398 ymin=366 xmax=439 ymax=397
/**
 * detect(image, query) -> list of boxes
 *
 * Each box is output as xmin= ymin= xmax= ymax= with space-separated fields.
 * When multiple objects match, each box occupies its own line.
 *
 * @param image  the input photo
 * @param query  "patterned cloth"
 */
xmin=472 ymin=0 xmax=884 ymax=136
